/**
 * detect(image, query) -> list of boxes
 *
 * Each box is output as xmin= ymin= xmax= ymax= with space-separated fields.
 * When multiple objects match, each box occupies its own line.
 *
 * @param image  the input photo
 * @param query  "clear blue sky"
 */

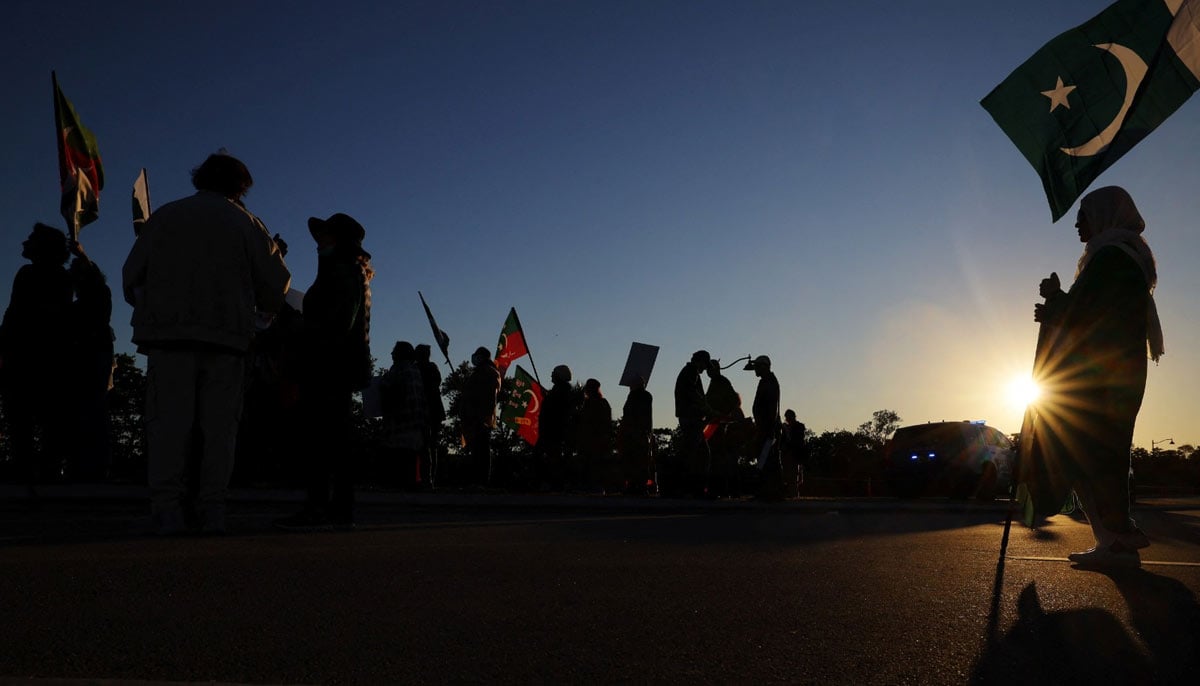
xmin=3 ymin=0 xmax=1198 ymax=447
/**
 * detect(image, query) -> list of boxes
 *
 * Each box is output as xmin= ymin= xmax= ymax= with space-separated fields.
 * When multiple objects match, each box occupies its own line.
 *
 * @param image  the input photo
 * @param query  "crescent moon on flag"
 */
xmin=1060 ymin=43 xmax=1148 ymax=157
xmin=523 ymin=389 xmax=540 ymax=415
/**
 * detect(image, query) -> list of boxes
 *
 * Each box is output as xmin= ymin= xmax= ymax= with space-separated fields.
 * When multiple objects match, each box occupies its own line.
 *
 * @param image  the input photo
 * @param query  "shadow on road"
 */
xmin=971 ymin=568 xmax=1200 ymax=685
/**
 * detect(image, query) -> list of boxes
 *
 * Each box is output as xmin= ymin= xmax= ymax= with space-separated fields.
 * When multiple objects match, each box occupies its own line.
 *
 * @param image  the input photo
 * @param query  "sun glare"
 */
xmin=1006 ymin=375 xmax=1042 ymax=409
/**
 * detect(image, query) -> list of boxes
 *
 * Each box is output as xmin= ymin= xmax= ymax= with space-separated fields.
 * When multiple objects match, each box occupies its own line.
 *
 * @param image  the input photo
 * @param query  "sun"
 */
xmin=1006 ymin=374 xmax=1042 ymax=409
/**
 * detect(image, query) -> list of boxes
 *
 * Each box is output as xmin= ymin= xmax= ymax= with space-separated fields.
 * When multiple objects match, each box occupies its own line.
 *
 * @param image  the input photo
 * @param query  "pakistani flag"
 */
xmin=982 ymin=0 xmax=1200 ymax=220
xmin=52 ymin=72 xmax=105 ymax=236
xmin=499 ymin=365 xmax=543 ymax=446
xmin=494 ymin=307 xmax=529 ymax=375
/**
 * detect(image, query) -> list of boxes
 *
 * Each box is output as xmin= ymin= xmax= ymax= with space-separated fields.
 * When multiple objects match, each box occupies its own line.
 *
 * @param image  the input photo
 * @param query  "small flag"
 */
xmin=494 ymin=307 xmax=529 ymax=375
xmin=418 ymin=291 xmax=451 ymax=365
xmin=499 ymin=365 xmax=543 ymax=446
xmin=132 ymin=168 xmax=151 ymax=234
xmin=981 ymin=0 xmax=1200 ymax=220
xmin=52 ymin=72 xmax=104 ymax=238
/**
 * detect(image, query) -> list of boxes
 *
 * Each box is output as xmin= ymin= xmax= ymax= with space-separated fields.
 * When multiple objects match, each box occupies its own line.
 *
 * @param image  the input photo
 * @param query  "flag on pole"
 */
xmin=52 ymin=72 xmax=104 ymax=238
xmin=499 ymin=365 xmax=543 ymax=445
xmin=981 ymin=0 xmax=1200 ymax=221
xmin=418 ymin=291 xmax=452 ymax=365
xmin=132 ymin=168 xmax=151 ymax=235
xmin=494 ymin=307 xmax=529 ymax=375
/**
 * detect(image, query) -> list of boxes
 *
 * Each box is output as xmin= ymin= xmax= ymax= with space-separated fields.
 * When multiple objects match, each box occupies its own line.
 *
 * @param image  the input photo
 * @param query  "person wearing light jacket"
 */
xmin=123 ymin=153 xmax=290 ymax=535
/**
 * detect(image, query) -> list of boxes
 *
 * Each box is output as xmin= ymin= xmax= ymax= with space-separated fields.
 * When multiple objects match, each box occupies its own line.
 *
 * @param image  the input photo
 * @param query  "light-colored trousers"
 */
xmin=145 ymin=347 xmax=245 ymax=527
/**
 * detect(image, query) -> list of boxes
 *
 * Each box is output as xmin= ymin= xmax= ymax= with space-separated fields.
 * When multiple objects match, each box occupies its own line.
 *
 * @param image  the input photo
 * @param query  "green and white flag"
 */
xmin=982 ymin=0 xmax=1200 ymax=220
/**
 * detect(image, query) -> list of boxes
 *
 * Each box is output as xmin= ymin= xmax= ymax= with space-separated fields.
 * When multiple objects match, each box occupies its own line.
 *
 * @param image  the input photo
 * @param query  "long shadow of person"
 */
xmin=971 ymin=581 xmax=1150 ymax=685
xmin=1096 ymin=566 xmax=1200 ymax=683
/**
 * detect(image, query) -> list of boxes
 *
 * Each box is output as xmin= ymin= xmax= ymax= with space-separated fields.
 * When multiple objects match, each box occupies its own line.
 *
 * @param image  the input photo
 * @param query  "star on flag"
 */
xmin=1040 ymin=77 xmax=1077 ymax=112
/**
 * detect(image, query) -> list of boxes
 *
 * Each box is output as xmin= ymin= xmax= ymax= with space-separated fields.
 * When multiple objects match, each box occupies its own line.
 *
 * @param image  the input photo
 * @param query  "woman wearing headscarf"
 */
xmin=1032 ymin=186 xmax=1163 ymax=567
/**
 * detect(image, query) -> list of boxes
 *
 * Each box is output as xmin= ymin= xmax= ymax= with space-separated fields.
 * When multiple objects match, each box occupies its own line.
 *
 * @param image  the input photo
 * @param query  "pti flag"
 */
xmin=52 ymin=72 xmax=104 ymax=236
xmin=418 ymin=291 xmax=451 ymax=365
xmin=132 ymin=168 xmax=152 ymax=234
xmin=494 ymin=307 xmax=528 ymax=375
xmin=982 ymin=0 xmax=1200 ymax=220
xmin=499 ymin=365 xmax=543 ymax=445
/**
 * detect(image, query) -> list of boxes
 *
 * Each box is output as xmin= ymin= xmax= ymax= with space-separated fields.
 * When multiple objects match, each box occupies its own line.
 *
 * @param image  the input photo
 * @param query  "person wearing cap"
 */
xmin=781 ymin=409 xmax=809 ymax=497
xmin=123 ymin=154 xmax=290 ymax=535
xmin=671 ymin=350 xmax=712 ymax=497
xmin=745 ymin=355 xmax=782 ymax=499
xmin=276 ymin=211 xmax=373 ymax=529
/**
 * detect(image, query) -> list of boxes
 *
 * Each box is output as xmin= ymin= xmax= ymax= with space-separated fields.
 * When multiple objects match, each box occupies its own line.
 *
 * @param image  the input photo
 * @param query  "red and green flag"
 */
xmin=981 ymin=0 xmax=1200 ymax=220
xmin=499 ymin=365 xmax=543 ymax=445
xmin=494 ymin=307 xmax=529 ymax=375
xmin=52 ymin=72 xmax=104 ymax=238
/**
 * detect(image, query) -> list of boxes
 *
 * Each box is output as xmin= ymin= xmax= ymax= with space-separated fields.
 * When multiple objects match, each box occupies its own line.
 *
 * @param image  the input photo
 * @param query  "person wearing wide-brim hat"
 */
xmin=276 ymin=212 xmax=373 ymax=531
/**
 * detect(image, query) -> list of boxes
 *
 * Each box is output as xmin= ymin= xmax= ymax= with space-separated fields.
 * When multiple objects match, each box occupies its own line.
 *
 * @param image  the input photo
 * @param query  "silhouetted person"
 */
xmin=0 ymin=223 xmax=73 ymax=491
xmin=618 ymin=375 xmax=653 ymax=495
xmin=705 ymin=359 xmax=743 ymax=498
xmin=672 ymin=350 xmax=711 ymax=497
xmin=123 ymin=154 xmax=290 ymax=534
xmin=461 ymin=346 xmax=501 ymax=487
xmin=416 ymin=343 xmax=445 ymax=488
xmin=236 ymin=275 xmax=304 ymax=485
xmin=380 ymin=341 xmax=426 ymax=489
xmin=536 ymin=364 xmax=575 ymax=490
xmin=781 ymin=409 xmax=808 ymax=497
xmin=276 ymin=213 xmax=372 ymax=530
xmin=745 ymin=355 xmax=781 ymax=500
xmin=1031 ymin=186 xmax=1161 ymax=567
xmin=67 ymin=240 xmax=115 ymax=481
xmin=576 ymin=378 xmax=613 ymax=492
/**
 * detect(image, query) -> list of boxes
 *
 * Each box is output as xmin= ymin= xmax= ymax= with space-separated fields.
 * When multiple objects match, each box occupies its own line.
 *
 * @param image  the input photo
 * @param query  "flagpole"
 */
xmin=511 ymin=308 xmax=542 ymax=387
xmin=418 ymin=291 xmax=454 ymax=369
xmin=51 ymin=72 xmax=66 ymax=193
xmin=51 ymin=71 xmax=78 ymax=242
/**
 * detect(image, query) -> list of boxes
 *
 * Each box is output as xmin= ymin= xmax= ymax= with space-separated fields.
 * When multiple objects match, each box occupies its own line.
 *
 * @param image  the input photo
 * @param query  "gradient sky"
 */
xmin=3 ymin=0 xmax=1198 ymax=448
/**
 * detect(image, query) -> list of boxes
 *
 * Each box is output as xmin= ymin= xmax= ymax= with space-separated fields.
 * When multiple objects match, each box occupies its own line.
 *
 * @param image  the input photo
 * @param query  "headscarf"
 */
xmin=1074 ymin=186 xmax=1164 ymax=362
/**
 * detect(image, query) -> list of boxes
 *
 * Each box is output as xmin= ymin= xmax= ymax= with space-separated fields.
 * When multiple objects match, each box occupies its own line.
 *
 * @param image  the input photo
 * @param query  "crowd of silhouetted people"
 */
xmin=1 ymin=152 xmax=812 ymax=535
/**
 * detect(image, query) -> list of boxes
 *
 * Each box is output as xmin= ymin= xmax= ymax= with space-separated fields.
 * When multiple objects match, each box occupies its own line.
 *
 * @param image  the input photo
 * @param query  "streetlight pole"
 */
xmin=1151 ymin=437 xmax=1175 ymax=452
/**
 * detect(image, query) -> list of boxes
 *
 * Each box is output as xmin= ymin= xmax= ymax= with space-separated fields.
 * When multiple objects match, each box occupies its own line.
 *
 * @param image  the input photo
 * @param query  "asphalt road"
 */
xmin=2 ymin=493 xmax=1199 ymax=685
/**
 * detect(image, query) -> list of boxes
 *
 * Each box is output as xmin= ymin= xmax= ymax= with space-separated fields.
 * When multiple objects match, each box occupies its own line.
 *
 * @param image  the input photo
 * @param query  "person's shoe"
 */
xmin=1068 ymin=542 xmax=1141 ymax=568
xmin=1118 ymin=526 xmax=1150 ymax=550
xmin=274 ymin=510 xmax=331 ymax=532
xmin=152 ymin=508 xmax=188 ymax=537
